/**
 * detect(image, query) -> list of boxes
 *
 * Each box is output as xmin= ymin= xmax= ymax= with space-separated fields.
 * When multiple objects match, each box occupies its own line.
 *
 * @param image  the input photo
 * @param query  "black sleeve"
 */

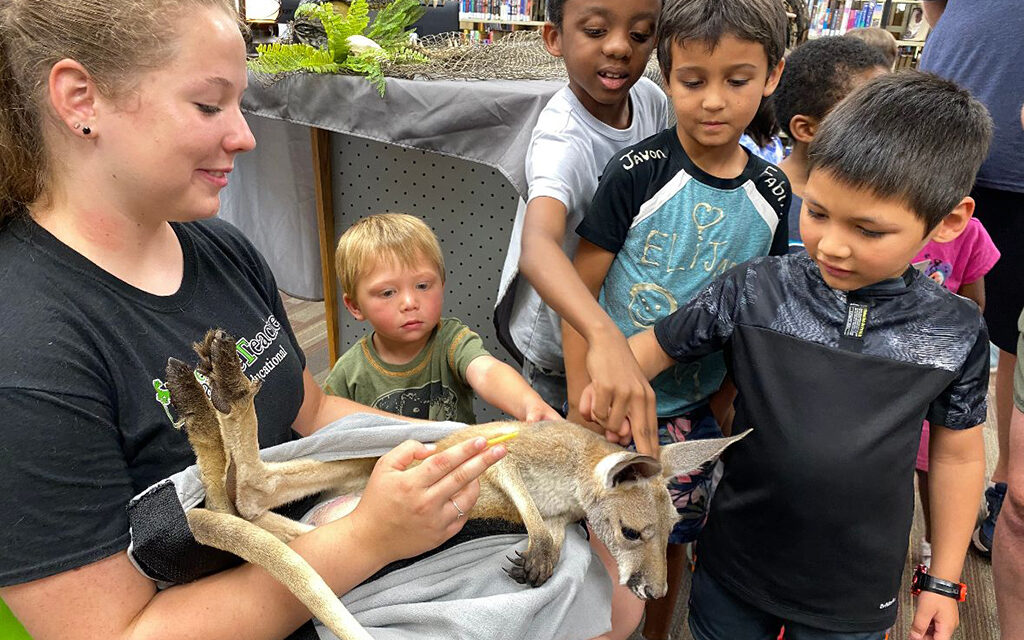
xmin=653 ymin=262 xmax=749 ymax=363
xmin=927 ymin=319 xmax=990 ymax=429
xmin=0 ymin=388 xmax=134 ymax=585
xmin=769 ymin=188 xmax=792 ymax=257
xmin=575 ymin=150 xmax=643 ymax=254
xmin=754 ymin=163 xmax=792 ymax=257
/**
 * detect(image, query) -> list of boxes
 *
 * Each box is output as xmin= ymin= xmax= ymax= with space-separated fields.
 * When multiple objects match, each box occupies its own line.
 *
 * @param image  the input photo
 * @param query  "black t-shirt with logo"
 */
xmin=0 ymin=216 xmax=306 ymax=586
xmin=655 ymin=252 xmax=988 ymax=632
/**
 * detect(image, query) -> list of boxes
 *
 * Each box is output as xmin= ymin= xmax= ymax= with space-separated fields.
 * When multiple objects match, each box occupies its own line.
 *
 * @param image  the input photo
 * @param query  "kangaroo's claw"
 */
xmin=165 ymin=357 xmax=213 ymax=429
xmin=503 ymin=541 xmax=555 ymax=587
xmin=192 ymin=329 xmax=257 ymax=414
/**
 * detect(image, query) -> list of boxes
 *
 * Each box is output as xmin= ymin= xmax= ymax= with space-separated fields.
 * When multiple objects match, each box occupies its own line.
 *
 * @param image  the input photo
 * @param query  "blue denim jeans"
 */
xmin=521 ymin=359 xmax=568 ymax=416
xmin=689 ymin=565 xmax=888 ymax=640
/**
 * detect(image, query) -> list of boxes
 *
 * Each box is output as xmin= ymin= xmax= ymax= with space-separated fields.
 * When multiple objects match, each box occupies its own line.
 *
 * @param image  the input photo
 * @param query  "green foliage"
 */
xmin=368 ymin=0 xmax=426 ymax=49
xmin=249 ymin=43 xmax=340 ymax=74
xmin=248 ymin=0 xmax=426 ymax=96
xmin=342 ymin=52 xmax=387 ymax=96
xmin=293 ymin=2 xmax=320 ymax=20
xmin=326 ymin=0 xmax=369 ymax=59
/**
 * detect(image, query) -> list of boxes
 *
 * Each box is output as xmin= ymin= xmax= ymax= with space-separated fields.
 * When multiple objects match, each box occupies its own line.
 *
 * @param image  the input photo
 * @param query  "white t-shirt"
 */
xmin=494 ymin=77 xmax=669 ymax=372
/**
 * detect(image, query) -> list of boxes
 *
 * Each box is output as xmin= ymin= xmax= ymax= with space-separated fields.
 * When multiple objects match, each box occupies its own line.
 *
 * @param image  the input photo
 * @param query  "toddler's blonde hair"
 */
xmin=335 ymin=213 xmax=445 ymax=299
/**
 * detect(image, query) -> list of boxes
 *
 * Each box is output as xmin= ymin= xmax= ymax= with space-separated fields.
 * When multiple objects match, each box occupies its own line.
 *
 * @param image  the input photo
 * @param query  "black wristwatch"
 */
xmin=911 ymin=565 xmax=967 ymax=602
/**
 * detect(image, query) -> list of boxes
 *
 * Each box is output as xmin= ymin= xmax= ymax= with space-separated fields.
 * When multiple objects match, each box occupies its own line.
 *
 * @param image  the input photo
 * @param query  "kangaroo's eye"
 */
xmin=621 ymin=527 xmax=642 ymax=541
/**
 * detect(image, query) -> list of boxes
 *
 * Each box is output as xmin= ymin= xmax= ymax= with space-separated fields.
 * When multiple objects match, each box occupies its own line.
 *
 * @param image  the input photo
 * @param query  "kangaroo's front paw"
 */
xmin=194 ymin=329 xmax=259 ymax=414
xmin=504 ymin=536 xmax=557 ymax=587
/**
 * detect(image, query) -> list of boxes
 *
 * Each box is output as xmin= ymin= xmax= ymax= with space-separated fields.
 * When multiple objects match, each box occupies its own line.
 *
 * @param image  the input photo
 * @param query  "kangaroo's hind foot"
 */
xmin=166 ymin=355 xmax=235 ymax=515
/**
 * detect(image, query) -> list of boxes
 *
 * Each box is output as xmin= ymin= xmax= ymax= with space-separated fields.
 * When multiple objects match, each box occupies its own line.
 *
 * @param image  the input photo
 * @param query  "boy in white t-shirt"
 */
xmin=494 ymin=0 xmax=668 ymax=457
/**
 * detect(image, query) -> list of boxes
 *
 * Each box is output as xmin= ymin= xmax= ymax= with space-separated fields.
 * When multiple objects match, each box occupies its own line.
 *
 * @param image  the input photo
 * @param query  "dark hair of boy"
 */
xmin=773 ymin=36 xmax=891 ymax=140
xmin=808 ymin=70 xmax=993 ymax=232
xmin=546 ymin=0 xmax=568 ymax=26
xmin=744 ymin=97 xmax=780 ymax=148
xmin=547 ymin=0 xmax=663 ymax=28
xmin=655 ymin=0 xmax=788 ymax=80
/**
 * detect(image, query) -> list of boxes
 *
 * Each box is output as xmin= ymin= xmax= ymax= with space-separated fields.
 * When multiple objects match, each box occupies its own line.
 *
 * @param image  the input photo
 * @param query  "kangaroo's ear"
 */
xmin=659 ymin=429 xmax=752 ymax=478
xmin=595 ymin=452 xmax=663 ymax=489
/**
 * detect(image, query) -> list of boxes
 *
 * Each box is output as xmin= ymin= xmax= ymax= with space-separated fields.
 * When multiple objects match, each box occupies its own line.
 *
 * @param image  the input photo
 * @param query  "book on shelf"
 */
xmin=806 ymin=0 xmax=885 ymax=37
xmin=460 ymin=0 xmax=543 ymax=22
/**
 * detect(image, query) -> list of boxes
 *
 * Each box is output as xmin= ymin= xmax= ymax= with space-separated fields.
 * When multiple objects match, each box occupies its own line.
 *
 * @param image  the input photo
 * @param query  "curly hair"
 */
xmin=773 ymin=36 xmax=890 ymax=139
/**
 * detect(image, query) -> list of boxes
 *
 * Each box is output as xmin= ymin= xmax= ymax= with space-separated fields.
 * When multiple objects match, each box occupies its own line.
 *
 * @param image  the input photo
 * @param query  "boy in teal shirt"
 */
xmin=565 ymin=1 xmax=790 ymax=635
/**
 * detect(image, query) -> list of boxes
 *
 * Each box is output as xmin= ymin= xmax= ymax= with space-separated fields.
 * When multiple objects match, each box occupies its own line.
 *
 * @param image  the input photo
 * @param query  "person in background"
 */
xmin=325 ymin=213 xmax=559 ymax=423
xmin=772 ymin=36 xmax=890 ymax=251
xmin=902 ymin=7 xmax=927 ymax=41
xmin=845 ymin=26 xmax=898 ymax=69
xmin=991 ymin=100 xmax=1024 ymax=640
xmin=921 ymin=0 xmax=946 ymax=28
xmin=739 ymin=100 xmax=786 ymax=164
xmin=910 ymin=218 xmax=1000 ymax=570
xmin=919 ymin=0 xmax=1024 ymax=559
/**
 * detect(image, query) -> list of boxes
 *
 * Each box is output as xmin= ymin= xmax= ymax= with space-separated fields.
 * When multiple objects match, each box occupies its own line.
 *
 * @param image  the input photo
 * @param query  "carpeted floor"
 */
xmin=282 ymin=294 xmax=1001 ymax=640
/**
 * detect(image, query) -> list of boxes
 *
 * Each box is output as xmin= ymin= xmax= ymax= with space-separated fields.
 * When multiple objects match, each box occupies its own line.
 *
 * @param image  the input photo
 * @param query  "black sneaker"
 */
xmin=972 ymin=482 xmax=1007 ymax=557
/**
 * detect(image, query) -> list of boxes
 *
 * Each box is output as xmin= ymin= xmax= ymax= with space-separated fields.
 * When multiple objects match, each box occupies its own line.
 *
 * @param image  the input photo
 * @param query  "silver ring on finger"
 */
xmin=451 ymin=497 xmax=465 ymax=518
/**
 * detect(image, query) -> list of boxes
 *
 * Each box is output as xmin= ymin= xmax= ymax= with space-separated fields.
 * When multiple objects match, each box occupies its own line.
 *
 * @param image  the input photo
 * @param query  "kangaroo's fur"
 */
xmin=165 ymin=330 xmax=747 ymax=640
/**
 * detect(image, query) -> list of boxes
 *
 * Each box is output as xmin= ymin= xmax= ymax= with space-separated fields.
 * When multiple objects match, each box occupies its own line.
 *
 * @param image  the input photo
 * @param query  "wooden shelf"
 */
xmin=459 ymin=18 xmax=545 ymax=28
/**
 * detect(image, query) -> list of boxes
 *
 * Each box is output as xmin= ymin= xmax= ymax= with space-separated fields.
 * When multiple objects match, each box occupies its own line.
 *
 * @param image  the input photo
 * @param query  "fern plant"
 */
xmin=249 ymin=0 xmax=426 ymax=97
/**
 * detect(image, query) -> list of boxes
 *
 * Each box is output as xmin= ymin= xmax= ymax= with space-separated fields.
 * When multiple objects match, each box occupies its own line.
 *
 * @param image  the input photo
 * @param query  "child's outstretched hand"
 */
xmin=522 ymin=395 xmax=561 ymax=423
xmin=909 ymin=591 xmax=960 ymax=640
xmin=579 ymin=330 xmax=659 ymax=456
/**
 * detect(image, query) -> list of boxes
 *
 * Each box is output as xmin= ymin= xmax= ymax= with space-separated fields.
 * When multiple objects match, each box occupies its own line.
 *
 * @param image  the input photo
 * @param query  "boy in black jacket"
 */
xmin=583 ymin=71 xmax=992 ymax=639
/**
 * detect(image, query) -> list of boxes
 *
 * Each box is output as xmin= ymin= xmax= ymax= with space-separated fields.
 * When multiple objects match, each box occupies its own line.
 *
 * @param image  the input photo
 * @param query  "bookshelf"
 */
xmin=459 ymin=1 xmax=545 ymax=24
xmin=459 ymin=0 xmax=546 ymax=41
xmin=806 ymin=0 xmax=887 ymax=37
xmin=804 ymin=0 xmax=929 ymax=67
xmin=459 ymin=19 xmax=545 ymax=28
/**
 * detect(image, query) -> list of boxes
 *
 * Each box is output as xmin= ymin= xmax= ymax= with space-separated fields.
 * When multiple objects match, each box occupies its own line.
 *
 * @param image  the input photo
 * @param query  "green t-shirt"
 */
xmin=324 ymin=317 xmax=490 ymax=423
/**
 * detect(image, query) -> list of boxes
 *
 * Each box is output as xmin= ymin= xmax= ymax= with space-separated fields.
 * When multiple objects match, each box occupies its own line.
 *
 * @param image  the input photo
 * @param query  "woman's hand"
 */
xmin=346 ymin=436 xmax=507 ymax=563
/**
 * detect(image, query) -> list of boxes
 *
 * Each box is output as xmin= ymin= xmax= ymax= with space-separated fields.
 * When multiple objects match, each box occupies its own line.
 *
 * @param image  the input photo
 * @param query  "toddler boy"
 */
xmin=591 ymin=71 xmax=993 ymax=639
xmin=326 ymin=213 xmax=558 ymax=424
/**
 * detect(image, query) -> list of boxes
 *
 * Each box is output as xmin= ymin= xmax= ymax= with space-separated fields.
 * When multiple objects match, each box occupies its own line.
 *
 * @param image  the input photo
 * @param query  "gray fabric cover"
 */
xmin=239 ymin=73 xmax=564 ymax=199
xmin=219 ymin=74 xmax=565 ymax=298
xmin=127 ymin=414 xmax=612 ymax=640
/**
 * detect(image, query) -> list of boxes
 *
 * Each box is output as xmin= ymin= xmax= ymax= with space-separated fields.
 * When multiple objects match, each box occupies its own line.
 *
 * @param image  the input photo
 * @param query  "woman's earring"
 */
xmin=82 ymin=126 xmax=92 ymax=136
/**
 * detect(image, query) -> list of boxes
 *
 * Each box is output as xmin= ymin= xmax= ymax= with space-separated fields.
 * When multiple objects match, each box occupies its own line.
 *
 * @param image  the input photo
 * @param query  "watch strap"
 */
xmin=912 ymin=565 xmax=967 ymax=602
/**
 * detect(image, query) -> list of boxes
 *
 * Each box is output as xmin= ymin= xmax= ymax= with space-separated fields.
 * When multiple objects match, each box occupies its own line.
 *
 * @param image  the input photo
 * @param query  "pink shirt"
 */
xmin=911 ymin=217 xmax=1000 ymax=293
xmin=914 ymin=216 xmax=999 ymax=471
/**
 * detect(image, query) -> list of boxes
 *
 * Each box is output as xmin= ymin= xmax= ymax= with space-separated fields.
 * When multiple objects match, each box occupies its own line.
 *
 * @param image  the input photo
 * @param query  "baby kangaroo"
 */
xmin=165 ymin=329 xmax=747 ymax=640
